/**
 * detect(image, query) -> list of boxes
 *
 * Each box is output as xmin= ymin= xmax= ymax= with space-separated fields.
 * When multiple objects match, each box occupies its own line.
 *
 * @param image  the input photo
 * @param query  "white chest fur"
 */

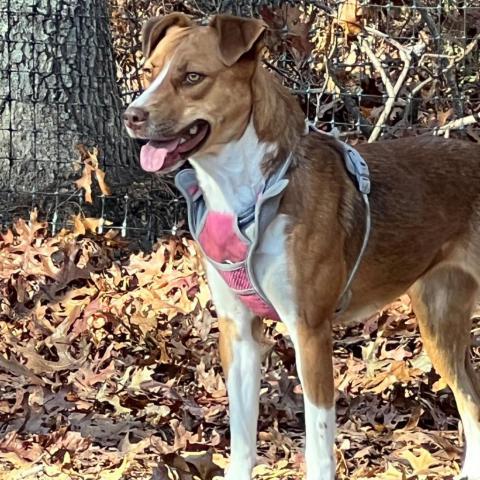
xmin=189 ymin=121 xmax=275 ymax=215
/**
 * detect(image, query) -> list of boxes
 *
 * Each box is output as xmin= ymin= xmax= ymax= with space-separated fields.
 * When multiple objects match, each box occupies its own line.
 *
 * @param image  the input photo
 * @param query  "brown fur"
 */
xmin=251 ymin=65 xmax=306 ymax=171
xmin=127 ymin=13 xmax=480 ymax=467
xmin=409 ymin=266 xmax=480 ymax=427
xmin=142 ymin=14 xmax=194 ymax=59
xmin=281 ymin=131 xmax=480 ymax=406
xmin=218 ymin=316 xmax=237 ymax=379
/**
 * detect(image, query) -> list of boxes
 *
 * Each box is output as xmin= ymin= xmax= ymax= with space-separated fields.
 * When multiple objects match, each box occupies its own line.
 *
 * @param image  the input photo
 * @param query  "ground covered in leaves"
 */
xmin=0 ymin=212 xmax=478 ymax=479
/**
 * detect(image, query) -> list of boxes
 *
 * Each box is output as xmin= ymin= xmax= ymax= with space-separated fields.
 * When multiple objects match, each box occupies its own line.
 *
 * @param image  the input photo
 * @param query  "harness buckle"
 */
xmin=344 ymin=147 xmax=371 ymax=195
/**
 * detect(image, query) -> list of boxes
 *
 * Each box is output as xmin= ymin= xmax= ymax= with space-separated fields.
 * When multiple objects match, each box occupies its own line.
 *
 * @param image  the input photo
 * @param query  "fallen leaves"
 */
xmin=0 ymin=213 xmax=477 ymax=478
xmin=0 ymin=212 xmax=217 ymax=478
xmin=75 ymin=145 xmax=112 ymax=204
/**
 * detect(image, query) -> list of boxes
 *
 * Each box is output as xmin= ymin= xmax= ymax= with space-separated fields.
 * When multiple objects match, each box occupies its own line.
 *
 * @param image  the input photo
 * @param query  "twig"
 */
xmin=411 ymin=32 xmax=480 ymax=96
xmin=461 ymin=31 xmax=480 ymax=59
xmin=433 ymin=113 xmax=480 ymax=136
xmin=316 ymin=98 xmax=340 ymax=119
xmin=360 ymin=39 xmax=394 ymax=98
xmin=416 ymin=1 xmax=463 ymax=118
xmin=359 ymin=34 xmax=411 ymax=142
xmin=323 ymin=25 xmax=373 ymax=137
xmin=363 ymin=25 xmax=410 ymax=52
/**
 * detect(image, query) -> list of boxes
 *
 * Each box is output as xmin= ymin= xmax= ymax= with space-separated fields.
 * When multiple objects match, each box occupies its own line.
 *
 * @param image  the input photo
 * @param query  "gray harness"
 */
xmin=335 ymin=140 xmax=371 ymax=312
xmin=175 ymin=155 xmax=291 ymax=320
xmin=176 ymin=132 xmax=371 ymax=318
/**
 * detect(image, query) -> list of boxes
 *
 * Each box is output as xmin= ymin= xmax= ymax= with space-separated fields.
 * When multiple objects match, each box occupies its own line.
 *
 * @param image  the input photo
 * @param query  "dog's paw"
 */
xmin=224 ymin=473 xmax=251 ymax=480
xmin=224 ymin=465 xmax=252 ymax=480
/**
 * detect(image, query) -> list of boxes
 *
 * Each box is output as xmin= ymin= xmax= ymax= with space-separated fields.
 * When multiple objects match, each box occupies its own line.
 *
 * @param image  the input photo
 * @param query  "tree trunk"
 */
xmin=0 ymin=0 xmax=142 ymax=197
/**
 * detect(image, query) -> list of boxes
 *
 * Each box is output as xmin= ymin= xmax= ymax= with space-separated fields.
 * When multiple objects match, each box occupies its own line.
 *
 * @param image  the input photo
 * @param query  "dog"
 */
xmin=124 ymin=13 xmax=480 ymax=480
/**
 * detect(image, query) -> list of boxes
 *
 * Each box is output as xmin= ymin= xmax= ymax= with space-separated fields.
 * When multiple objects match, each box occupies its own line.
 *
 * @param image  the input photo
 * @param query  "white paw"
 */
xmin=224 ymin=464 xmax=252 ymax=480
xmin=456 ymin=472 xmax=480 ymax=480
xmin=306 ymin=473 xmax=335 ymax=480
xmin=458 ymin=459 xmax=480 ymax=480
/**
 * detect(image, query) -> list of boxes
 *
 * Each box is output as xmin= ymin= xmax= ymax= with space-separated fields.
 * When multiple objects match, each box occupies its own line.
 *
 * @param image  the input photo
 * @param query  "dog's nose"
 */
xmin=123 ymin=107 xmax=149 ymax=130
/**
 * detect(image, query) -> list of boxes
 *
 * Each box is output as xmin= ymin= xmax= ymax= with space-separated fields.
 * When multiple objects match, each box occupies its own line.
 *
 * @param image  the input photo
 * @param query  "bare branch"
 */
xmin=416 ymin=0 xmax=463 ymax=118
xmin=433 ymin=113 xmax=480 ymax=136
xmin=359 ymin=34 xmax=412 ymax=142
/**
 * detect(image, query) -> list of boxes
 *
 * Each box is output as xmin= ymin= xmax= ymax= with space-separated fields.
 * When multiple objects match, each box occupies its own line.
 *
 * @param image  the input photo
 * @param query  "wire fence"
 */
xmin=1 ymin=0 xmax=479 ymax=245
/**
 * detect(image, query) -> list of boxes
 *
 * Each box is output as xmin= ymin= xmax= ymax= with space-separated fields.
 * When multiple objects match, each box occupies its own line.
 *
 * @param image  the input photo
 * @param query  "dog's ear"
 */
xmin=142 ymin=13 xmax=193 ymax=59
xmin=209 ymin=15 xmax=267 ymax=67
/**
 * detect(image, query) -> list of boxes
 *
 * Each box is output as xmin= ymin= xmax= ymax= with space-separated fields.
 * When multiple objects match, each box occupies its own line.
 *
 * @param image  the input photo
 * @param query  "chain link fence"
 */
xmin=1 ymin=0 xmax=479 ymax=245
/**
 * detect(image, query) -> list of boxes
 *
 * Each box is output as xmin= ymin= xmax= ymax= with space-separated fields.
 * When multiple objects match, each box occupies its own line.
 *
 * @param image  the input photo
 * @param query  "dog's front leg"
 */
xmin=258 ymin=220 xmax=338 ymax=480
xmin=205 ymin=264 xmax=261 ymax=480
xmin=269 ymin=300 xmax=336 ymax=479
xmin=295 ymin=319 xmax=336 ymax=480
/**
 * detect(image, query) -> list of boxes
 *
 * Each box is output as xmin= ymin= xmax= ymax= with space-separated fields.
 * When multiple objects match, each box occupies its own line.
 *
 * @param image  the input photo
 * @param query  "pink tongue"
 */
xmin=140 ymin=140 xmax=180 ymax=172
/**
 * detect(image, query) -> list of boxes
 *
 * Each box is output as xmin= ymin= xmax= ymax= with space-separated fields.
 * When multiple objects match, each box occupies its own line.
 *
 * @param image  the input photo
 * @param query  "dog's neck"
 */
xmin=189 ymin=121 xmax=275 ymax=215
xmin=251 ymin=65 xmax=305 ymax=171
xmin=188 ymin=66 xmax=305 ymax=216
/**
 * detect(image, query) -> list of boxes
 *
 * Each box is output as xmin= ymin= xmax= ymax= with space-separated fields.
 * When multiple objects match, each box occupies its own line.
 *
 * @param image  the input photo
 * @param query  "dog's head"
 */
xmin=123 ymin=14 xmax=267 ymax=174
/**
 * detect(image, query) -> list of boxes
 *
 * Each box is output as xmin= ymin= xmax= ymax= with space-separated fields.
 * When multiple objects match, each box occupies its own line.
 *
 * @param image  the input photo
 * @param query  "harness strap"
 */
xmin=175 ymin=154 xmax=293 ymax=320
xmin=177 ymin=121 xmax=371 ymax=319
xmin=237 ymin=153 xmax=293 ymax=230
xmin=305 ymin=121 xmax=372 ymax=314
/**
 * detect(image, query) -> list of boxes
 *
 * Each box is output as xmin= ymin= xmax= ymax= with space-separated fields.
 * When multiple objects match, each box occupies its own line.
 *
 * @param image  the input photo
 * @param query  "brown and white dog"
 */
xmin=124 ymin=14 xmax=480 ymax=480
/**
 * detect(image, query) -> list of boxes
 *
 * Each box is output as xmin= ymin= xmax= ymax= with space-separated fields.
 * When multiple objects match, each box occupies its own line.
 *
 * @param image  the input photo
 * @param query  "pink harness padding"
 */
xmin=198 ymin=212 xmax=248 ymax=263
xmin=234 ymin=290 xmax=280 ymax=320
xmin=175 ymin=166 xmax=290 ymax=322
xmin=197 ymin=211 xmax=279 ymax=320
xmin=177 ymin=142 xmax=370 ymax=321
xmin=219 ymin=265 xmax=251 ymax=291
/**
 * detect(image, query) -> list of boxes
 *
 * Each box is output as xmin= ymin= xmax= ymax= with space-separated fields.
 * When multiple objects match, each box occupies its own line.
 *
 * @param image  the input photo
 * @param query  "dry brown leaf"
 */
xmin=0 ymin=207 xmax=471 ymax=479
xmin=95 ymin=168 xmax=112 ymax=196
xmin=75 ymin=162 xmax=94 ymax=204
xmin=401 ymin=448 xmax=439 ymax=474
xmin=338 ymin=0 xmax=361 ymax=36
xmin=75 ymin=146 xmax=111 ymax=203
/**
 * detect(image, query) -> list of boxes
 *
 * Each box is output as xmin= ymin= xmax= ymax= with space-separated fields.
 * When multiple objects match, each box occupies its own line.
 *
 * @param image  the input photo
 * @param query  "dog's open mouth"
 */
xmin=140 ymin=120 xmax=210 ymax=173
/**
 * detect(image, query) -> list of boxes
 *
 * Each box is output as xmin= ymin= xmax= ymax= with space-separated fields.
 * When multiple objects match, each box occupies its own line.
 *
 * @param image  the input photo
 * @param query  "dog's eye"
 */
xmin=184 ymin=72 xmax=204 ymax=85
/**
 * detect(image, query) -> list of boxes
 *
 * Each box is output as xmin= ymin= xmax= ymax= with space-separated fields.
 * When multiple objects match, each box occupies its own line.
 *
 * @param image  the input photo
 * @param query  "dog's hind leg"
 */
xmin=205 ymin=263 xmax=261 ymax=480
xmin=409 ymin=264 xmax=480 ymax=480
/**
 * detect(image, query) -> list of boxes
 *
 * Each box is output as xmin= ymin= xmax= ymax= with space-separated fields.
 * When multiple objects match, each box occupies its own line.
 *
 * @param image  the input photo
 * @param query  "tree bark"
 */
xmin=0 ymin=0 xmax=142 ymax=195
